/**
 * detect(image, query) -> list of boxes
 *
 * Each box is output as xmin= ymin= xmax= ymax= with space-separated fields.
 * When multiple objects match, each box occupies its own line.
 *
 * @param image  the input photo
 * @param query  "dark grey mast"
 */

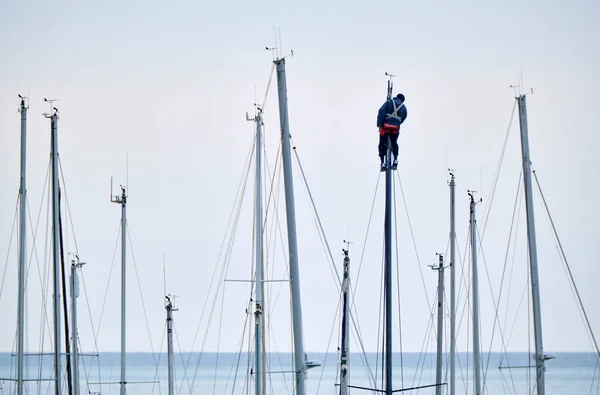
xmin=44 ymin=100 xmax=62 ymax=395
xmin=70 ymin=258 xmax=86 ymax=395
xmin=432 ymin=254 xmax=445 ymax=395
xmin=516 ymin=93 xmax=545 ymax=395
xmin=449 ymin=172 xmax=457 ymax=395
xmin=111 ymin=186 xmax=127 ymax=395
xmin=274 ymin=55 xmax=306 ymax=395
xmin=469 ymin=191 xmax=482 ymax=395
xmin=247 ymin=107 xmax=265 ymax=395
xmin=16 ymin=95 xmax=28 ymax=395
xmin=165 ymin=295 xmax=177 ymax=395
xmin=339 ymin=245 xmax=351 ymax=395
xmin=383 ymin=74 xmax=394 ymax=395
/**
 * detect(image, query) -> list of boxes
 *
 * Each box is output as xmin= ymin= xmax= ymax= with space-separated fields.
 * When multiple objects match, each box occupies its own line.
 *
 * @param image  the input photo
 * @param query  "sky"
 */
xmin=1 ymin=0 xmax=599 ymax=358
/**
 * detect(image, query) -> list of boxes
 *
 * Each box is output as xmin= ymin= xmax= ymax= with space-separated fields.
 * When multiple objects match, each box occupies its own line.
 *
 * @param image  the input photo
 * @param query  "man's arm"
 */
xmin=399 ymin=105 xmax=408 ymax=125
xmin=377 ymin=101 xmax=388 ymax=127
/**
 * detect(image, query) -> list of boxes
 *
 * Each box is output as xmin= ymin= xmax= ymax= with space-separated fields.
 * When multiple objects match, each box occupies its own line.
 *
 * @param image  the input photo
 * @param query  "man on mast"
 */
xmin=377 ymin=93 xmax=407 ymax=171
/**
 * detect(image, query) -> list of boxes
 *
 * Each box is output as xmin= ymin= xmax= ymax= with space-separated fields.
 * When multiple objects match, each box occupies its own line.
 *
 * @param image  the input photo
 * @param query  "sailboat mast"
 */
xmin=16 ymin=96 xmax=28 ymax=395
xmin=434 ymin=254 xmax=444 ymax=395
xmin=70 ymin=259 xmax=85 ymax=395
xmin=449 ymin=173 xmax=457 ymax=395
xmin=339 ymin=247 xmax=351 ymax=395
xmin=165 ymin=295 xmax=177 ymax=395
xmin=469 ymin=192 xmax=482 ymax=395
xmin=48 ymin=106 xmax=62 ymax=395
xmin=384 ymin=76 xmax=393 ymax=395
xmin=112 ymin=186 xmax=127 ymax=395
xmin=274 ymin=57 xmax=306 ymax=395
xmin=253 ymin=110 xmax=265 ymax=395
xmin=516 ymin=94 xmax=545 ymax=395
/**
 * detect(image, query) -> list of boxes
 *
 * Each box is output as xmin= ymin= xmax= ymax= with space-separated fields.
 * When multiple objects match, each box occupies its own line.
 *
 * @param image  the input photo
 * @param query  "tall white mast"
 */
xmin=469 ymin=192 xmax=482 ymax=395
xmin=111 ymin=186 xmax=127 ymax=395
xmin=165 ymin=295 xmax=177 ymax=395
xmin=432 ymin=254 xmax=445 ymax=395
xmin=449 ymin=172 xmax=457 ymax=395
xmin=70 ymin=258 xmax=86 ymax=395
xmin=274 ymin=56 xmax=306 ymax=395
xmin=248 ymin=108 xmax=265 ymax=395
xmin=339 ymin=246 xmax=351 ymax=395
xmin=516 ymin=93 xmax=545 ymax=394
xmin=16 ymin=95 xmax=28 ymax=395
xmin=45 ymin=101 xmax=62 ymax=395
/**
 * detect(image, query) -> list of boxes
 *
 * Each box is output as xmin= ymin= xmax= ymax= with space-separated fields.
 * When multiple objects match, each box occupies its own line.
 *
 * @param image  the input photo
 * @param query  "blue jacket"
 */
xmin=377 ymin=97 xmax=407 ymax=128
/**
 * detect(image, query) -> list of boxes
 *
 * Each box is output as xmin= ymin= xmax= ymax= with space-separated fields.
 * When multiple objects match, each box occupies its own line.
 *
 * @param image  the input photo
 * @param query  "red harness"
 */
xmin=379 ymin=123 xmax=400 ymax=136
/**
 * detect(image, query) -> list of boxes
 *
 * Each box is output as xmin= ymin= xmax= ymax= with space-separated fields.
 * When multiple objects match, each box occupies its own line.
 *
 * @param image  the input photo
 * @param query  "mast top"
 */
xmin=343 ymin=239 xmax=353 ymax=255
xmin=42 ymin=98 xmax=59 ymax=118
xmin=70 ymin=254 xmax=87 ymax=269
xmin=18 ymin=94 xmax=29 ymax=110
xmin=246 ymin=104 xmax=264 ymax=122
xmin=268 ymin=46 xmax=294 ymax=62
xmin=110 ymin=177 xmax=127 ymax=204
xmin=165 ymin=294 xmax=179 ymax=311
xmin=429 ymin=253 xmax=445 ymax=271
xmin=467 ymin=190 xmax=482 ymax=205
xmin=509 ymin=69 xmax=533 ymax=98
xmin=385 ymin=72 xmax=396 ymax=100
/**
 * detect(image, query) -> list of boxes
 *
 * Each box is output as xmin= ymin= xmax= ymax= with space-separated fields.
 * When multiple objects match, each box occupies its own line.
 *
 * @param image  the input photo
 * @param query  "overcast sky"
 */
xmin=1 ymin=0 xmax=599 ymax=356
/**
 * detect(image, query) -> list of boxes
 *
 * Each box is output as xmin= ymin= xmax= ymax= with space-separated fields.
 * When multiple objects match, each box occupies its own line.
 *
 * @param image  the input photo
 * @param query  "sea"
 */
xmin=0 ymin=352 xmax=598 ymax=394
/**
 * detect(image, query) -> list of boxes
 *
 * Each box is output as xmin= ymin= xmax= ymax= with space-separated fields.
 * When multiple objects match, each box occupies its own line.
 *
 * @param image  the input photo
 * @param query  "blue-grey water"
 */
xmin=0 ymin=352 xmax=598 ymax=394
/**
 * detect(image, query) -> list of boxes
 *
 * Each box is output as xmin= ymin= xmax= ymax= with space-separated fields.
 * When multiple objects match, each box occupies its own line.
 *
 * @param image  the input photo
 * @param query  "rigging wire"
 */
xmin=291 ymin=143 xmax=379 ymax=388
xmin=395 ymin=170 xmax=431 ymax=308
xmin=532 ymin=169 xmax=600 ymax=358
xmin=0 ymin=197 xmax=19 ymax=302
xmin=211 ymin=281 xmax=228 ymax=395
xmin=127 ymin=226 xmax=162 ymax=393
xmin=185 ymin=132 xmax=255 ymax=362
xmin=188 ymin=133 xmax=256 ymax=392
xmin=450 ymin=202 xmax=478 ymax=394
xmin=23 ymin=159 xmax=55 ymax=366
xmin=37 ymin=170 xmax=52 ymax=395
xmin=377 ymin=238 xmax=384 ymax=390
xmin=392 ymin=171 xmax=405 ymax=387
xmin=477 ymin=224 xmax=512 ymax=394
xmin=314 ymin=276 xmax=343 ymax=395
xmin=174 ymin=321 xmax=193 ymax=395
xmin=501 ymin=177 xmax=524 ymax=362
xmin=408 ymin=293 xmax=437 ymax=390
xmin=480 ymin=100 xmax=518 ymax=239
xmin=222 ymin=299 xmax=251 ymax=395
xmin=94 ymin=223 xmax=122 ymax=340
xmin=472 ymin=174 xmax=524 ymax=392
xmin=484 ymin=172 xmax=523 ymax=394
xmin=149 ymin=323 xmax=167 ymax=395
xmin=261 ymin=63 xmax=276 ymax=113
xmin=291 ymin=143 xmax=340 ymax=285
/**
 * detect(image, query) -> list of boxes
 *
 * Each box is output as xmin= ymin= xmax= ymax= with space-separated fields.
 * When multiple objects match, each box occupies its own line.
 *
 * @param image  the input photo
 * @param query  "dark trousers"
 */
xmin=379 ymin=133 xmax=399 ymax=162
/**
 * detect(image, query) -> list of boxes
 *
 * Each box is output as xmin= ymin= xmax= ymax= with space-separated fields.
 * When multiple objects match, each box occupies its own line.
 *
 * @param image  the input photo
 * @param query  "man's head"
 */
xmin=396 ymin=93 xmax=405 ymax=102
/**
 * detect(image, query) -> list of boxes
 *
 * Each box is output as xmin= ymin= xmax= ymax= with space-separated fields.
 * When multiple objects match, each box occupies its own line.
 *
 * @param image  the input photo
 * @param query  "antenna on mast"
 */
xmin=385 ymin=72 xmax=396 ymax=100
xmin=18 ymin=94 xmax=29 ymax=112
xmin=278 ymin=27 xmax=283 ymax=59
xmin=163 ymin=252 xmax=167 ymax=299
xmin=265 ymin=46 xmax=277 ymax=61
xmin=110 ymin=177 xmax=126 ymax=204
xmin=126 ymin=151 xmax=129 ymax=194
xmin=43 ymin=97 xmax=59 ymax=118
xmin=510 ymin=70 xmax=533 ymax=98
xmin=343 ymin=239 xmax=353 ymax=254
